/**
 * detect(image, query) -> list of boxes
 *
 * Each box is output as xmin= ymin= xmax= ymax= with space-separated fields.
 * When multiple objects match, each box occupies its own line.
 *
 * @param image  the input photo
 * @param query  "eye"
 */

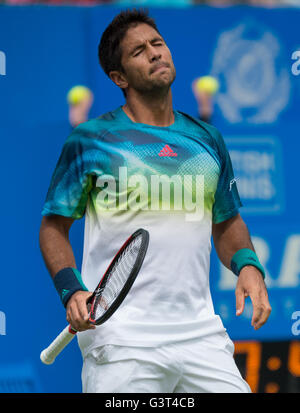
xmin=133 ymin=50 xmax=142 ymax=57
xmin=154 ymin=39 xmax=164 ymax=46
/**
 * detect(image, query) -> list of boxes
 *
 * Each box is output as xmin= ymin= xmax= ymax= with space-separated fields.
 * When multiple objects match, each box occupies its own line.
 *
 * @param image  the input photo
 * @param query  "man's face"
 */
xmin=118 ymin=23 xmax=176 ymax=94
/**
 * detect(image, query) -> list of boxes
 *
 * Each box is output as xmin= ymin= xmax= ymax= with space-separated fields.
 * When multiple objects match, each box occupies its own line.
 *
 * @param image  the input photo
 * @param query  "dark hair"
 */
xmin=98 ymin=9 xmax=161 ymax=78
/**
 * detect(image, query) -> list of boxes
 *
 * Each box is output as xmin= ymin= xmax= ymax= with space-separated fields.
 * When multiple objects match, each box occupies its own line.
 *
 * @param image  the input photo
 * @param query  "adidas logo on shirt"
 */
xmin=158 ymin=144 xmax=177 ymax=157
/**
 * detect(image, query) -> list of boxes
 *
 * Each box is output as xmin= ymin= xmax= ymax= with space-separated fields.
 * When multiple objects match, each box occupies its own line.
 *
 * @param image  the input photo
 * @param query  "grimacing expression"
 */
xmin=118 ymin=23 xmax=176 ymax=94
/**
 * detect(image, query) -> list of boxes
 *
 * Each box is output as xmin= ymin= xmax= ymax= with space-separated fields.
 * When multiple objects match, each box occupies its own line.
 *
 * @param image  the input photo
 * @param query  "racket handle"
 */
xmin=40 ymin=325 xmax=77 ymax=365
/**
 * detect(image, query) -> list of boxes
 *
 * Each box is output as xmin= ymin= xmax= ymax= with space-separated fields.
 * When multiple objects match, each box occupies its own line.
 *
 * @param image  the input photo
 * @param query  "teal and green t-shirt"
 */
xmin=42 ymin=106 xmax=242 ymax=352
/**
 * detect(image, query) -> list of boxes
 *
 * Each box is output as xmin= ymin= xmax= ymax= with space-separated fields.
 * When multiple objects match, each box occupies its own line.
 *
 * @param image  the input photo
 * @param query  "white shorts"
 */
xmin=81 ymin=331 xmax=251 ymax=393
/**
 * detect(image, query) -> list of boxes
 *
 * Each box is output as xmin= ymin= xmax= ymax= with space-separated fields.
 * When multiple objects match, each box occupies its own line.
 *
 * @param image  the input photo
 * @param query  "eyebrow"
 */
xmin=129 ymin=36 xmax=164 ymax=56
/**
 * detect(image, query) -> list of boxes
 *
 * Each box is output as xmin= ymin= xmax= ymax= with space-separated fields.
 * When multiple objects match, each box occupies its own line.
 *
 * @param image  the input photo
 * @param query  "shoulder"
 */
xmin=176 ymin=111 xmax=230 ymax=167
xmin=70 ymin=109 xmax=119 ymax=140
xmin=176 ymin=110 xmax=223 ymax=148
xmin=62 ymin=109 xmax=122 ymax=151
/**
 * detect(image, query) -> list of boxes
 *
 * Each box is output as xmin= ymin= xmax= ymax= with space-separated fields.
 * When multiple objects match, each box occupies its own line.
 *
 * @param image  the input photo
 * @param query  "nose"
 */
xmin=147 ymin=44 xmax=161 ymax=62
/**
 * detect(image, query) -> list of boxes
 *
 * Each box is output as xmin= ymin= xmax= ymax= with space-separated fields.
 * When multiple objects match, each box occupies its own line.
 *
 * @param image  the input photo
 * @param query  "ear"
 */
xmin=109 ymin=71 xmax=128 ymax=92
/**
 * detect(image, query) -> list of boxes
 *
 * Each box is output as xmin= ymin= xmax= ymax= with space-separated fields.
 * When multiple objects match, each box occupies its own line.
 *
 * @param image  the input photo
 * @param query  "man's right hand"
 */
xmin=66 ymin=291 xmax=96 ymax=332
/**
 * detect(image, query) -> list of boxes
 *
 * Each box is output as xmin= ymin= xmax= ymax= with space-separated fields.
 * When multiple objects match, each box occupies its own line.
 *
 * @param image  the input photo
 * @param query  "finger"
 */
xmin=77 ymin=304 xmax=96 ymax=330
xmin=67 ymin=303 xmax=81 ymax=331
xmin=258 ymin=305 xmax=272 ymax=329
xmin=235 ymin=288 xmax=245 ymax=316
xmin=77 ymin=296 xmax=90 ymax=322
xmin=249 ymin=288 xmax=271 ymax=329
xmin=251 ymin=304 xmax=262 ymax=329
xmin=84 ymin=293 xmax=96 ymax=328
xmin=252 ymin=303 xmax=272 ymax=330
xmin=248 ymin=289 xmax=260 ymax=325
xmin=75 ymin=292 xmax=95 ymax=327
xmin=68 ymin=299 xmax=94 ymax=332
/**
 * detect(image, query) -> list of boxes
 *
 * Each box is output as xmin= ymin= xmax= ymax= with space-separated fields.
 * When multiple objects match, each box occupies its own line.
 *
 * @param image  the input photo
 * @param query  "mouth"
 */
xmin=150 ymin=63 xmax=169 ymax=74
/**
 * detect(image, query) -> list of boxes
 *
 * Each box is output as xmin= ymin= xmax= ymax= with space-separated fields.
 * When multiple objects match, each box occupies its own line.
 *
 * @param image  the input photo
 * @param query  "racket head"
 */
xmin=88 ymin=228 xmax=149 ymax=326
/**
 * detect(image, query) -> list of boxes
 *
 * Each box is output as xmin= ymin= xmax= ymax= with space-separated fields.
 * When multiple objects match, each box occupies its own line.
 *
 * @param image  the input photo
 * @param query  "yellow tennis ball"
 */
xmin=67 ymin=85 xmax=92 ymax=105
xmin=195 ymin=76 xmax=219 ymax=95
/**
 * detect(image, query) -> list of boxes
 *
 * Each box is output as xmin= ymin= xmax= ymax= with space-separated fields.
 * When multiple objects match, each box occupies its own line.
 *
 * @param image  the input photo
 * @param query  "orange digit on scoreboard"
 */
xmin=288 ymin=341 xmax=300 ymax=377
xmin=234 ymin=341 xmax=262 ymax=393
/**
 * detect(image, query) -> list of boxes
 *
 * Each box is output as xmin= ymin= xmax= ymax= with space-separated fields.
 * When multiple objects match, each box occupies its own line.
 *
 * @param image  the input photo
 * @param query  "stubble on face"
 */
xmin=119 ymin=23 xmax=176 ymax=96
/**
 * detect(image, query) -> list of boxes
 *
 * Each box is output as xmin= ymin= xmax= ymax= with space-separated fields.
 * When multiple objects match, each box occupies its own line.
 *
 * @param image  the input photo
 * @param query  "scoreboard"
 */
xmin=234 ymin=341 xmax=300 ymax=393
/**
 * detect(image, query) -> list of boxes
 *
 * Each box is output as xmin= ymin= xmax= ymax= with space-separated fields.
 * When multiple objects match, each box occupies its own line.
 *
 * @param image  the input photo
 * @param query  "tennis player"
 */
xmin=39 ymin=9 xmax=271 ymax=393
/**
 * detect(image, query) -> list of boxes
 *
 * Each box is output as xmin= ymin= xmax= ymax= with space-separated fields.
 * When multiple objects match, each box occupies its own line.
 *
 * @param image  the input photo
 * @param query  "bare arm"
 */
xmin=39 ymin=215 xmax=76 ymax=278
xmin=39 ymin=215 xmax=94 ymax=331
xmin=212 ymin=213 xmax=271 ymax=330
xmin=212 ymin=213 xmax=254 ymax=270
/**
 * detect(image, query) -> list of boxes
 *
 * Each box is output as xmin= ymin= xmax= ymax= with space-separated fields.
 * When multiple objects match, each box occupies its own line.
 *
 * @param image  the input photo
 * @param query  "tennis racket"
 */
xmin=40 ymin=228 xmax=149 ymax=365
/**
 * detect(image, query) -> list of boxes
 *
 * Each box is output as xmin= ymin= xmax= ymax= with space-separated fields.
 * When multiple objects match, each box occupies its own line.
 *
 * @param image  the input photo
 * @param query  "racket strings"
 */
xmin=94 ymin=235 xmax=143 ymax=320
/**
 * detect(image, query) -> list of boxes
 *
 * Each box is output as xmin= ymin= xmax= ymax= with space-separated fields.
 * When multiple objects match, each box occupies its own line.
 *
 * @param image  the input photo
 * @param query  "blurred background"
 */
xmin=0 ymin=0 xmax=299 ymax=394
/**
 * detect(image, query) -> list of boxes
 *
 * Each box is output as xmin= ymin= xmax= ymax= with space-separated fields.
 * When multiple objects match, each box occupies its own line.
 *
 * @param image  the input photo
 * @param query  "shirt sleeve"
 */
xmin=212 ymin=130 xmax=242 ymax=224
xmin=41 ymin=130 xmax=93 ymax=219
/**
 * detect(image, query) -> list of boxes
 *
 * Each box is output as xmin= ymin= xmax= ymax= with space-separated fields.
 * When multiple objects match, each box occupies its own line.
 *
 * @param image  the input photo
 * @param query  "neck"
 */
xmin=123 ymin=89 xmax=174 ymax=127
